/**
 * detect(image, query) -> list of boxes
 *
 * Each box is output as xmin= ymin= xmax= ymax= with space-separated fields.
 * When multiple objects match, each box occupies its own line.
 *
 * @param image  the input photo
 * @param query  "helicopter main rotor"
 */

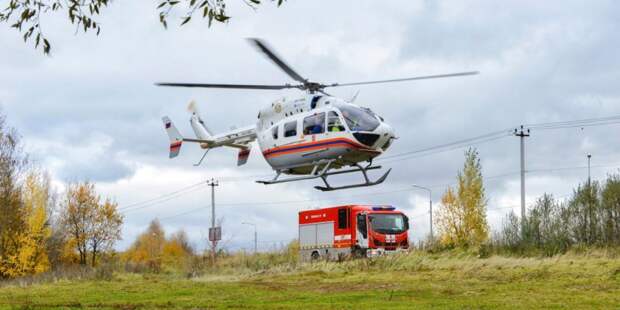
xmin=156 ymin=38 xmax=479 ymax=93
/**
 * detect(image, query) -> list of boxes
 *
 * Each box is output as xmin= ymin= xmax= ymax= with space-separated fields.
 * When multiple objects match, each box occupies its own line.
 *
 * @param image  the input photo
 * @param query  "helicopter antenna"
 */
xmin=350 ymin=90 xmax=360 ymax=103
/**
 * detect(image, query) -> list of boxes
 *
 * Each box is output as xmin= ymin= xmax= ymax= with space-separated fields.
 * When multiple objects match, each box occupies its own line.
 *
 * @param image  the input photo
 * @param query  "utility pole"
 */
xmin=242 ymin=222 xmax=257 ymax=254
xmin=587 ymin=153 xmax=592 ymax=185
xmin=207 ymin=178 xmax=219 ymax=264
xmin=412 ymin=184 xmax=433 ymax=240
xmin=514 ymin=125 xmax=530 ymax=236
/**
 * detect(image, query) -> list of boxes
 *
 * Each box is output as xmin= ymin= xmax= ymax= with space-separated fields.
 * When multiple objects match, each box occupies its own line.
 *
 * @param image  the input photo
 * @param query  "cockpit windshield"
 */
xmin=339 ymin=105 xmax=380 ymax=132
xmin=368 ymin=213 xmax=408 ymax=234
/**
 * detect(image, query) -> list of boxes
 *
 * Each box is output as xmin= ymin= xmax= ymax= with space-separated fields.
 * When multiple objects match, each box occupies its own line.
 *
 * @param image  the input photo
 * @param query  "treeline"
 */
xmin=433 ymin=148 xmax=620 ymax=256
xmin=0 ymin=114 xmax=123 ymax=279
xmin=495 ymin=176 xmax=620 ymax=255
xmin=123 ymin=219 xmax=194 ymax=273
xmin=120 ymin=218 xmax=299 ymax=276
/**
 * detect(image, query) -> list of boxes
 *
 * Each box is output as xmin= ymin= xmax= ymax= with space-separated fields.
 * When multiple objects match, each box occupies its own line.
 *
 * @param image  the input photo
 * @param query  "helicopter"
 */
xmin=159 ymin=39 xmax=477 ymax=191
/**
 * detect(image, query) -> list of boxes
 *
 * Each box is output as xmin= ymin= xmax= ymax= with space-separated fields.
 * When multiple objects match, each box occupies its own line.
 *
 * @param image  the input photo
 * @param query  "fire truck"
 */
xmin=298 ymin=205 xmax=409 ymax=261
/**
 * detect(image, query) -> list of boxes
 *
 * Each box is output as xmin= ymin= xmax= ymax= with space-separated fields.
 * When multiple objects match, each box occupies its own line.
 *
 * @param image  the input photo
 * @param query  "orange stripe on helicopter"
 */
xmin=262 ymin=137 xmax=379 ymax=159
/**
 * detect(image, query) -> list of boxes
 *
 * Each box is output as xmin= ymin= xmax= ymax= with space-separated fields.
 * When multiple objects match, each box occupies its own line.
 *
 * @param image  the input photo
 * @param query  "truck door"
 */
xmin=356 ymin=213 xmax=368 ymax=248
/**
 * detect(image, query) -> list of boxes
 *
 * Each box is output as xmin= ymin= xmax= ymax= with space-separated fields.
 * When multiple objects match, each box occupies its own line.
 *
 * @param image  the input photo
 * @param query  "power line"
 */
xmin=118 ymin=181 xmax=206 ymax=211
xmin=526 ymin=114 xmax=620 ymax=130
xmin=122 ymin=114 xmax=620 ymax=216
xmin=142 ymin=162 xmax=620 ymax=221
xmin=378 ymin=129 xmax=512 ymax=163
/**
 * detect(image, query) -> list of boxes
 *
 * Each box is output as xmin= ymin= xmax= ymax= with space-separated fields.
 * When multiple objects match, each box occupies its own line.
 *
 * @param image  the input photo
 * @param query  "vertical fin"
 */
xmin=162 ymin=116 xmax=183 ymax=158
xmin=237 ymin=145 xmax=252 ymax=166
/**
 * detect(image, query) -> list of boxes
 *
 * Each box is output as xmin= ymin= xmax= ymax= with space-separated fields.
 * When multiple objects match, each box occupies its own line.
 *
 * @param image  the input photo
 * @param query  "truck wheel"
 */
xmin=353 ymin=247 xmax=366 ymax=258
xmin=311 ymin=251 xmax=320 ymax=261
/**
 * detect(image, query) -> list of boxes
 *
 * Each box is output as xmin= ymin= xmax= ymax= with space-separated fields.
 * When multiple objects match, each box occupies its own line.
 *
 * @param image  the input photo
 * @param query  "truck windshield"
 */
xmin=339 ymin=105 xmax=380 ymax=132
xmin=368 ymin=214 xmax=407 ymax=234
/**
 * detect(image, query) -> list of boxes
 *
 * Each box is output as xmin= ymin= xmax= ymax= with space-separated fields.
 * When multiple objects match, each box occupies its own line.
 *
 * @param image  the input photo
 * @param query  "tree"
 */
xmin=568 ymin=182 xmax=601 ymax=244
xmin=125 ymin=219 xmax=166 ymax=272
xmin=0 ymin=115 xmax=28 ymax=278
xmin=13 ymin=171 xmax=53 ymax=275
xmin=601 ymin=173 xmax=620 ymax=245
xmin=60 ymin=182 xmax=122 ymax=266
xmin=162 ymin=229 xmax=193 ymax=268
xmin=1 ymin=0 xmax=285 ymax=54
xmin=88 ymin=199 xmax=123 ymax=266
xmin=435 ymin=148 xmax=489 ymax=248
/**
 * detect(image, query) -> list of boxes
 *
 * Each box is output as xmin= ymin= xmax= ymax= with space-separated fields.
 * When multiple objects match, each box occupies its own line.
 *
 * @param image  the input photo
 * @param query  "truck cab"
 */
xmin=299 ymin=205 xmax=409 ymax=261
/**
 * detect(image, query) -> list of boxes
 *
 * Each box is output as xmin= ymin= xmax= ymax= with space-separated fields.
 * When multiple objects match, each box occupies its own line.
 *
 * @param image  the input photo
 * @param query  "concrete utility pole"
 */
xmin=207 ymin=178 xmax=219 ymax=263
xmin=412 ymin=184 xmax=433 ymax=240
xmin=242 ymin=222 xmax=257 ymax=254
xmin=514 ymin=125 xmax=530 ymax=235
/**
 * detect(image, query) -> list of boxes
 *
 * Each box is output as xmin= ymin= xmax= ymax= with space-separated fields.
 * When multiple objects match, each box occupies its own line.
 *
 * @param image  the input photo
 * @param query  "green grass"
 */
xmin=1 ymin=251 xmax=619 ymax=309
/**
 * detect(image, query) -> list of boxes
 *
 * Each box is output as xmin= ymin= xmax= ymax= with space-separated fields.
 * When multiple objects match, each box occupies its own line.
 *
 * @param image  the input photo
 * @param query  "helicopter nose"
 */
xmin=376 ymin=122 xmax=396 ymax=151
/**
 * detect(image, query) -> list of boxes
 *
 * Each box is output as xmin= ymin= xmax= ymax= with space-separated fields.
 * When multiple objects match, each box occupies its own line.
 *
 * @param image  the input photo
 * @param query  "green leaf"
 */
xmin=181 ymin=16 xmax=191 ymax=25
xmin=157 ymin=2 xmax=166 ymax=9
xmin=43 ymin=38 xmax=50 ymax=54
xmin=214 ymin=14 xmax=229 ymax=22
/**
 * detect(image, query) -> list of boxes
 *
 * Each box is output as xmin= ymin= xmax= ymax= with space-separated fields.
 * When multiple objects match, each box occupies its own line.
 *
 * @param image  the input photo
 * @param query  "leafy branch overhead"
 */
xmin=0 ymin=0 xmax=285 ymax=55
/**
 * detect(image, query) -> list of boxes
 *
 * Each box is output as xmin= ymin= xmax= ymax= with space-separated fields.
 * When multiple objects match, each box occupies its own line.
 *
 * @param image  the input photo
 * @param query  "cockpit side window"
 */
xmin=272 ymin=125 xmax=279 ymax=140
xmin=327 ymin=111 xmax=345 ymax=132
xmin=303 ymin=112 xmax=325 ymax=135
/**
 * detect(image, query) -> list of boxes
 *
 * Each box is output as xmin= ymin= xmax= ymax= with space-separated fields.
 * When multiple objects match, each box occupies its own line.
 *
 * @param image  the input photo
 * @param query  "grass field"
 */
xmin=1 ymin=251 xmax=620 ymax=309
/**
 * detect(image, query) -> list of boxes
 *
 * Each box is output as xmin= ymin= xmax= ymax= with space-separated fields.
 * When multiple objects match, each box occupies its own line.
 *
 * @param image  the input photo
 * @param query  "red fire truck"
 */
xmin=298 ymin=205 xmax=409 ymax=261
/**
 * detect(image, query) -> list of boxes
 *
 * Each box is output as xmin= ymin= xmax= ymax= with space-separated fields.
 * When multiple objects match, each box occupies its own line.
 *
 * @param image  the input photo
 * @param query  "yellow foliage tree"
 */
xmin=162 ymin=230 xmax=193 ymax=268
xmin=435 ymin=148 xmax=489 ymax=248
xmin=124 ymin=219 xmax=166 ymax=271
xmin=0 ymin=171 xmax=52 ymax=278
xmin=61 ymin=182 xmax=123 ymax=266
xmin=16 ymin=172 xmax=52 ymax=275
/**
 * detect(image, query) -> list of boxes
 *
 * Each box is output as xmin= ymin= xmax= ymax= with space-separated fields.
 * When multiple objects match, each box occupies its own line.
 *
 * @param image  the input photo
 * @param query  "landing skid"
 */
xmin=256 ymin=160 xmax=391 ymax=192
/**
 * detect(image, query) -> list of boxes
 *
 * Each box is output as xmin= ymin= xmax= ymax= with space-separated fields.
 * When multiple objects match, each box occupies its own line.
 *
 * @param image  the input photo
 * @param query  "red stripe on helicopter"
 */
xmin=170 ymin=141 xmax=182 ymax=150
xmin=239 ymin=149 xmax=250 ymax=158
xmin=262 ymin=138 xmax=378 ymax=158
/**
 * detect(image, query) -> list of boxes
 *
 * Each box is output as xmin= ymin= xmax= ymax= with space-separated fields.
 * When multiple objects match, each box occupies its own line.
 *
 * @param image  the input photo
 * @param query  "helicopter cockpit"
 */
xmin=338 ymin=104 xmax=381 ymax=132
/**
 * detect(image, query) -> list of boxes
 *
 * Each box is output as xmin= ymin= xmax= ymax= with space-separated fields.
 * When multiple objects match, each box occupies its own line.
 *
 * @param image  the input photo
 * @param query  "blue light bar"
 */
xmin=372 ymin=206 xmax=395 ymax=211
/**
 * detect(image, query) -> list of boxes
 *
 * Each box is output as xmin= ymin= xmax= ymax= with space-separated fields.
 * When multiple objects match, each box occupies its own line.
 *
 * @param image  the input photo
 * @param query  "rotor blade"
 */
xmin=325 ymin=71 xmax=479 ymax=88
xmin=155 ymin=82 xmax=298 ymax=90
xmin=248 ymin=38 xmax=307 ymax=83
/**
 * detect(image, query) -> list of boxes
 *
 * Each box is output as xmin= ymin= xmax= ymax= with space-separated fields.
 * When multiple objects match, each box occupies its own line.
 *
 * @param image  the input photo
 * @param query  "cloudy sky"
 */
xmin=2 ymin=1 xmax=620 ymax=251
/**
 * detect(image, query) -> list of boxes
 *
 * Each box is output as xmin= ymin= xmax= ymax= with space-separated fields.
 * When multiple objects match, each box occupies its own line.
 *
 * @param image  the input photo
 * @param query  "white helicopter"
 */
xmin=159 ymin=39 xmax=477 ymax=191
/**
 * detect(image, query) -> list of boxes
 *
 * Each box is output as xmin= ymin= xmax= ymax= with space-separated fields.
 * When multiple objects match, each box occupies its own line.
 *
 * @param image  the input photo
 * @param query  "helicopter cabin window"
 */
xmin=284 ymin=121 xmax=297 ymax=137
xmin=328 ymin=111 xmax=345 ymax=132
xmin=303 ymin=113 xmax=325 ymax=135
xmin=271 ymin=126 xmax=279 ymax=140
